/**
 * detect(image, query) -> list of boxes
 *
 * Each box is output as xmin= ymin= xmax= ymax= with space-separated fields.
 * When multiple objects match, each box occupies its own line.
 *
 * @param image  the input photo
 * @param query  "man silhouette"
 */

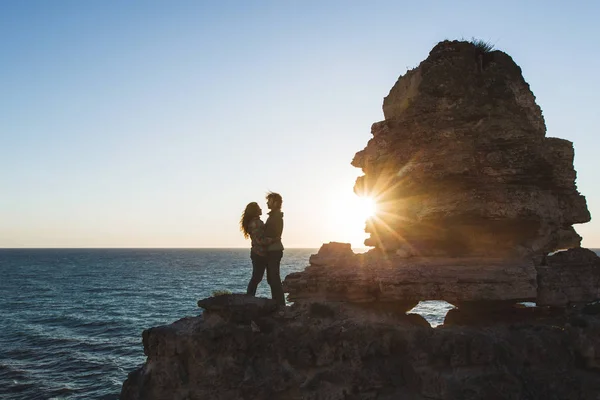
xmin=263 ymin=192 xmax=285 ymax=306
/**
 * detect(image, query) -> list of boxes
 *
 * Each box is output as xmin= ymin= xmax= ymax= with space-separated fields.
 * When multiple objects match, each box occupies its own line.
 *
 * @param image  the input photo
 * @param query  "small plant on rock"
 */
xmin=470 ymin=37 xmax=495 ymax=53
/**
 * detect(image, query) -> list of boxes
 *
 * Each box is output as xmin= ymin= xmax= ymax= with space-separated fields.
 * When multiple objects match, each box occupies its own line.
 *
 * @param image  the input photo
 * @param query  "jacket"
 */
xmin=264 ymin=210 xmax=284 ymax=252
xmin=248 ymin=217 xmax=274 ymax=256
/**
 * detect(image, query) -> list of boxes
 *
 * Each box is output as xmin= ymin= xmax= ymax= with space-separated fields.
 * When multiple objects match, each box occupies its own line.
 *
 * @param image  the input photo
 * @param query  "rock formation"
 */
xmin=537 ymin=247 xmax=600 ymax=306
xmin=284 ymin=242 xmax=600 ymax=309
xmin=282 ymin=40 xmax=599 ymax=310
xmin=352 ymin=40 xmax=590 ymax=258
xmin=119 ymin=40 xmax=600 ymax=399
xmin=284 ymin=242 xmax=537 ymax=310
xmin=120 ymin=294 xmax=600 ymax=400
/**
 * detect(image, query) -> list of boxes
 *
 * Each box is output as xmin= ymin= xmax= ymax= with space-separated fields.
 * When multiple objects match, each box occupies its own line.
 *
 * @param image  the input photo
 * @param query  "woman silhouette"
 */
xmin=240 ymin=202 xmax=277 ymax=296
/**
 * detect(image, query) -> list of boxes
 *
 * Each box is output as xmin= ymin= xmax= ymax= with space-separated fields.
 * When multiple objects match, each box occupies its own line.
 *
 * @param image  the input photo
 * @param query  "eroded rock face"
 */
xmin=537 ymin=248 xmax=600 ymax=306
xmin=284 ymin=242 xmax=537 ymax=307
xmin=352 ymin=40 xmax=590 ymax=258
xmin=284 ymin=243 xmax=600 ymax=308
xmin=120 ymin=294 xmax=600 ymax=400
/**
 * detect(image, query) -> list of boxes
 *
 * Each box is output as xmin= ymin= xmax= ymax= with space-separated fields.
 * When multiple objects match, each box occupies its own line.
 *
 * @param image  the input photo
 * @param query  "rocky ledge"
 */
xmin=283 ymin=242 xmax=600 ymax=309
xmin=120 ymin=294 xmax=600 ymax=400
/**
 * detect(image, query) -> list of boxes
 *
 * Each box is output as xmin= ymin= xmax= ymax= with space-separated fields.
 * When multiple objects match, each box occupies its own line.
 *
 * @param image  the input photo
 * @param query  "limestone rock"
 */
xmin=121 ymin=299 xmax=600 ymax=400
xmin=283 ymin=243 xmax=537 ymax=307
xmin=536 ymin=248 xmax=600 ymax=306
xmin=352 ymin=40 xmax=590 ymax=258
xmin=443 ymin=303 xmax=563 ymax=326
xmin=308 ymin=241 xmax=354 ymax=266
xmin=197 ymin=294 xmax=278 ymax=324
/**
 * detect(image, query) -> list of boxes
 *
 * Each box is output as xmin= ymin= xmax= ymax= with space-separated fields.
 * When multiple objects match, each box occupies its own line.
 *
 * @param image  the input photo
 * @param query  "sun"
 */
xmin=356 ymin=196 xmax=377 ymax=221
xmin=326 ymin=190 xmax=379 ymax=249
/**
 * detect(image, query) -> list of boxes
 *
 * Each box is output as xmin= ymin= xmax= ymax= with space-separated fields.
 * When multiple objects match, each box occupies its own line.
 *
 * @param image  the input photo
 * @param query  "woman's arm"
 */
xmin=249 ymin=220 xmax=276 ymax=245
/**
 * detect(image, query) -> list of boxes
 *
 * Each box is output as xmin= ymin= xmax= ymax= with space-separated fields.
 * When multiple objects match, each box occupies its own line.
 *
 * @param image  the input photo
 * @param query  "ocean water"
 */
xmin=1 ymin=248 xmax=476 ymax=399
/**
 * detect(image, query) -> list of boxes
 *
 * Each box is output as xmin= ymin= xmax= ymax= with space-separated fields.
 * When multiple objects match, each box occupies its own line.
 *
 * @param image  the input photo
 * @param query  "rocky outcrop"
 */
xmin=537 ymin=248 xmax=600 ymax=306
xmin=284 ymin=242 xmax=537 ymax=308
xmin=119 ymin=40 xmax=599 ymax=399
xmin=352 ymin=40 xmax=590 ymax=258
xmin=197 ymin=293 xmax=279 ymax=325
xmin=120 ymin=294 xmax=600 ymax=400
xmin=284 ymin=242 xmax=600 ymax=308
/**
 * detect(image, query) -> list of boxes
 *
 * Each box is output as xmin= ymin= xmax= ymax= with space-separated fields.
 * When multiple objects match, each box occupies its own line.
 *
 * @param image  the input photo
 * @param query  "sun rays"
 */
xmin=356 ymin=196 xmax=377 ymax=220
xmin=353 ymin=154 xmax=440 ymax=255
xmin=330 ymin=154 xmax=443 ymax=251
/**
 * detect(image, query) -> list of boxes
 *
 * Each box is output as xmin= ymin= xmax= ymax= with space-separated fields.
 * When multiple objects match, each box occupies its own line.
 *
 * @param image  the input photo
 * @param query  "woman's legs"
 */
xmin=266 ymin=250 xmax=285 ymax=306
xmin=247 ymin=252 xmax=267 ymax=296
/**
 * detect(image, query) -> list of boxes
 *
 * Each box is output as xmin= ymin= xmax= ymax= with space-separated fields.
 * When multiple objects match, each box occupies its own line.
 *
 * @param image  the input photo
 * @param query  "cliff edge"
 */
xmin=120 ymin=294 xmax=600 ymax=399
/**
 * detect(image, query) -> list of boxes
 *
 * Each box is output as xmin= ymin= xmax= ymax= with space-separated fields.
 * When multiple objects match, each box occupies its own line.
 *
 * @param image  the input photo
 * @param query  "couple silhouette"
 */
xmin=239 ymin=192 xmax=285 ymax=306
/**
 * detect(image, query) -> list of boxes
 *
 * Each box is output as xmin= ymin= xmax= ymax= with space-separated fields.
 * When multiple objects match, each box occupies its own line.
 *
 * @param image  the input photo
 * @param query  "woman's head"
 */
xmin=240 ymin=202 xmax=262 ymax=239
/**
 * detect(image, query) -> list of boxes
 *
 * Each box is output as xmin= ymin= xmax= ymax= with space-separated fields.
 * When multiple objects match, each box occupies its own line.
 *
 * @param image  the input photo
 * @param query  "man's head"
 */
xmin=266 ymin=192 xmax=283 ymax=210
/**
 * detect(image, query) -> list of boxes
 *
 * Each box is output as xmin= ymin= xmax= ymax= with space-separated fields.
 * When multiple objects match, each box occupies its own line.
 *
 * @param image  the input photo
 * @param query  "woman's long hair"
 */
xmin=240 ymin=202 xmax=261 ymax=239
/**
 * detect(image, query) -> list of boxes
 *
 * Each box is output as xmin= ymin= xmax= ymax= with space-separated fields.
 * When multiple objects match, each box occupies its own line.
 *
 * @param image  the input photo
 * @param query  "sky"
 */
xmin=0 ymin=0 xmax=598 ymax=249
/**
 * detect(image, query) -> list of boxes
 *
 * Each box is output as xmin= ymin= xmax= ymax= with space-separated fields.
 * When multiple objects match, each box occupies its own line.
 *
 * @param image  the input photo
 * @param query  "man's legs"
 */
xmin=247 ymin=252 xmax=267 ymax=296
xmin=266 ymin=250 xmax=285 ymax=306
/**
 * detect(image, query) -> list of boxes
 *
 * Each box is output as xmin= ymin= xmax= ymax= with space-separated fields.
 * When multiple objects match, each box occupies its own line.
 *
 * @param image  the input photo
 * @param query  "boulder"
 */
xmin=536 ymin=248 xmax=600 ymax=306
xmin=197 ymin=294 xmax=278 ymax=324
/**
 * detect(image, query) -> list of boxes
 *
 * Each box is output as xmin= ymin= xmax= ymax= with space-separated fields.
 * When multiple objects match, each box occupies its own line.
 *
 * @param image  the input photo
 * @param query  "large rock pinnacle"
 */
xmin=352 ymin=40 xmax=590 ymax=258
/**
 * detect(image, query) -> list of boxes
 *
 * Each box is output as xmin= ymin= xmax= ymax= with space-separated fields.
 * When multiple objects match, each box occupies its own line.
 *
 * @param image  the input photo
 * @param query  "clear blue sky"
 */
xmin=1 ymin=0 xmax=598 ymax=248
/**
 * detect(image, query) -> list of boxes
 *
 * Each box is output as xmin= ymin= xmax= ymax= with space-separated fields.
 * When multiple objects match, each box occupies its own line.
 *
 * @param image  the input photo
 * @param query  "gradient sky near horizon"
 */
xmin=1 ymin=0 xmax=599 ymax=248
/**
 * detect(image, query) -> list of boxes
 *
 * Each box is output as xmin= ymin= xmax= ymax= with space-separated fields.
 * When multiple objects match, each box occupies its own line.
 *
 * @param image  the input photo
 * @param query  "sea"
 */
xmin=5 ymin=248 xmax=595 ymax=399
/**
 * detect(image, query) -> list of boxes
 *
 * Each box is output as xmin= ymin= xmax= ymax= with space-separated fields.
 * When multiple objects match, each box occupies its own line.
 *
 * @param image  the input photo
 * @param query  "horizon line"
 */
xmin=0 ymin=246 xmax=370 ymax=250
xmin=1 ymin=247 xmax=597 ymax=251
